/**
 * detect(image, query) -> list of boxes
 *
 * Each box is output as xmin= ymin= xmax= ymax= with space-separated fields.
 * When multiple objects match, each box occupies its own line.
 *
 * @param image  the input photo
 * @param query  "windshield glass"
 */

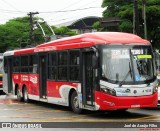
xmin=101 ymin=45 xmax=155 ymax=84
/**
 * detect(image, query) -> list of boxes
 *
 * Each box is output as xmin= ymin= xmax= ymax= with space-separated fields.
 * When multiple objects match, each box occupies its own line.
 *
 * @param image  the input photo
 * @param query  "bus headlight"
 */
xmin=153 ymin=83 xmax=158 ymax=93
xmin=100 ymin=86 xmax=116 ymax=96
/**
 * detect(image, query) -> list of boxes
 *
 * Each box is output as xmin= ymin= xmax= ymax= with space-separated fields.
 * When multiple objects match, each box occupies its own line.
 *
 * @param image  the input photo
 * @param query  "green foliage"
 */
xmin=0 ymin=19 xmax=29 ymax=52
xmin=102 ymin=0 xmax=160 ymax=49
xmin=92 ymin=21 xmax=101 ymax=30
xmin=119 ymin=21 xmax=133 ymax=33
xmin=54 ymin=26 xmax=77 ymax=36
xmin=0 ymin=17 xmax=77 ymax=52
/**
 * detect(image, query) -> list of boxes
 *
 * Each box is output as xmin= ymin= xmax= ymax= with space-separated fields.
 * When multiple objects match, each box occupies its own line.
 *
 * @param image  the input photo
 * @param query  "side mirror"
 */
xmin=92 ymin=55 xmax=98 ymax=69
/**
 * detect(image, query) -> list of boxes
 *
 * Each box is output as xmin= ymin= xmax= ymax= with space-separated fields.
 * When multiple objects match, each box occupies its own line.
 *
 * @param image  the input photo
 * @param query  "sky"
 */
xmin=0 ymin=0 xmax=104 ymax=26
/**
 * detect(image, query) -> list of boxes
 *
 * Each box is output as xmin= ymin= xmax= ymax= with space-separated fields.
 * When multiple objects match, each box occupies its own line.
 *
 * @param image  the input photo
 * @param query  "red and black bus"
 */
xmin=3 ymin=32 xmax=158 ymax=113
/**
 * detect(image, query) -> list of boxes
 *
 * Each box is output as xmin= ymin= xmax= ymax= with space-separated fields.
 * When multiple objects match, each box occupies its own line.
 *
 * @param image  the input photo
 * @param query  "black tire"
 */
xmin=17 ymin=87 xmax=22 ymax=101
xmin=23 ymin=87 xmax=29 ymax=103
xmin=71 ymin=91 xmax=82 ymax=114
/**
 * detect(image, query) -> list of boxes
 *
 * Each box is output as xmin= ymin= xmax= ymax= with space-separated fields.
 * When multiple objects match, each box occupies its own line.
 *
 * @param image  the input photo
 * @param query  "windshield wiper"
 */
xmin=119 ymin=62 xmax=133 ymax=87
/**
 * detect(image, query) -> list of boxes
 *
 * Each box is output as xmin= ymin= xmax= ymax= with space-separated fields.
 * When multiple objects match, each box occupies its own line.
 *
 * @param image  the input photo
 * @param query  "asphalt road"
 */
xmin=0 ymin=94 xmax=159 ymax=123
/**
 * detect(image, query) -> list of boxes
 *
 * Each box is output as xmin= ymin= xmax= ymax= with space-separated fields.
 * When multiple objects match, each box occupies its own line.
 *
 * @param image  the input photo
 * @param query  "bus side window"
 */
xmin=33 ymin=64 xmax=37 ymax=73
xmin=29 ymin=55 xmax=38 ymax=74
xmin=48 ymin=52 xmax=57 ymax=80
xmin=13 ymin=56 xmax=20 ymax=73
xmin=21 ymin=55 xmax=29 ymax=73
xmin=69 ymin=50 xmax=80 ymax=81
xmin=58 ymin=51 xmax=68 ymax=81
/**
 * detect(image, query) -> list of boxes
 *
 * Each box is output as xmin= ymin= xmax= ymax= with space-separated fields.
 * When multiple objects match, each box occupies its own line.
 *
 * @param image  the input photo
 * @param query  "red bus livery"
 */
xmin=3 ymin=32 xmax=158 ymax=113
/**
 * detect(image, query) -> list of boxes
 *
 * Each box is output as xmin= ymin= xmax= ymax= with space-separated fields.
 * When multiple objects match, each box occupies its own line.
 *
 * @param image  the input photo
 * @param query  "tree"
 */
xmin=92 ymin=21 xmax=101 ymax=31
xmin=0 ymin=17 xmax=77 ymax=52
xmin=102 ymin=0 xmax=160 ymax=48
xmin=54 ymin=26 xmax=77 ymax=36
xmin=0 ymin=17 xmax=30 ymax=52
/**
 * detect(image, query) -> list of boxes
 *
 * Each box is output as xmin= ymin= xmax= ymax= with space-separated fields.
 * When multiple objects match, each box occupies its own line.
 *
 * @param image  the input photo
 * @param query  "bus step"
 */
xmin=40 ymin=98 xmax=47 ymax=102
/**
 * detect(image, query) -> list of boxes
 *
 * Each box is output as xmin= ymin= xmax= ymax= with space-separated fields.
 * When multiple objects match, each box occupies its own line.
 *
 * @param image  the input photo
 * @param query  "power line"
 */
xmin=39 ymin=7 xmax=101 ymax=13
xmin=0 ymin=9 xmax=27 ymax=14
xmin=0 ymin=7 xmax=101 ymax=14
xmin=75 ymin=0 xmax=100 ymax=9
xmin=43 ymin=0 xmax=86 ymax=18
xmin=0 ymin=0 xmax=103 ymax=24
xmin=42 ymin=0 xmax=102 ymax=25
xmin=59 ymin=0 xmax=83 ymax=10
xmin=46 ymin=8 xmax=103 ymax=23
xmin=1 ymin=0 xmax=20 ymax=11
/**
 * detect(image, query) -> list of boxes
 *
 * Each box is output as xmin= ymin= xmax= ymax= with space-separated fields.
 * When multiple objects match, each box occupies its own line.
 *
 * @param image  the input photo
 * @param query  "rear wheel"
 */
xmin=17 ymin=87 xmax=22 ymax=101
xmin=23 ymin=87 xmax=29 ymax=103
xmin=71 ymin=91 xmax=82 ymax=114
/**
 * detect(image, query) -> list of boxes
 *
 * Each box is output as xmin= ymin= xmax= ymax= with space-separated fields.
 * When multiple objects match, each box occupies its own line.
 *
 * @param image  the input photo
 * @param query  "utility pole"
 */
xmin=142 ymin=0 xmax=147 ymax=39
xmin=133 ymin=0 xmax=140 ymax=35
xmin=27 ymin=12 xmax=39 ymax=45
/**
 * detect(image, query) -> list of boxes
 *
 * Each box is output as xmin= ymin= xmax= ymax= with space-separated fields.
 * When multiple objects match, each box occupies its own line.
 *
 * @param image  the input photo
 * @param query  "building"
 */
xmin=55 ymin=16 xmax=122 ymax=34
xmin=55 ymin=16 xmax=101 ymax=34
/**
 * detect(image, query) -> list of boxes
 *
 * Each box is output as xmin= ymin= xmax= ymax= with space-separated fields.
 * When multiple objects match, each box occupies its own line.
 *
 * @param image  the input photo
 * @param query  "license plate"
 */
xmin=131 ymin=104 xmax=140 ymax=108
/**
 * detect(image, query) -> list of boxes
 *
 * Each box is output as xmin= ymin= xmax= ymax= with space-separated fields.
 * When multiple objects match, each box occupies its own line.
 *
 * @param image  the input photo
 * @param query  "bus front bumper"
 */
xmin=95 ymin=91 xmax=158 ymax=110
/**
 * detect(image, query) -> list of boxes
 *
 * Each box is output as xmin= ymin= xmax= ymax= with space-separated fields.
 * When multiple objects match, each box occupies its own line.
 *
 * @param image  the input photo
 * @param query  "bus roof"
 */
xmin=4 ymin=32 xmax=150 ymax=56
xmin=37 ymin=32 xmax=149 ymax=48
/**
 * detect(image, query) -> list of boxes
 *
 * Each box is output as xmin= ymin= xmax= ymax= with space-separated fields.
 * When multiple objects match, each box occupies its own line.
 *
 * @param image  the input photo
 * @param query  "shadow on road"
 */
xmin=0 ymin=94 xmax=158 ymax=121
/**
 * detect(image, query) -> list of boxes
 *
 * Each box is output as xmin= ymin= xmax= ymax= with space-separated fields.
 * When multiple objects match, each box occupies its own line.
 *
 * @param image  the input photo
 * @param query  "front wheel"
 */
xmin=71 ymin=91 xmax=82 ymax=114
xmin=23 ymin=87 xmax=29 ymax=103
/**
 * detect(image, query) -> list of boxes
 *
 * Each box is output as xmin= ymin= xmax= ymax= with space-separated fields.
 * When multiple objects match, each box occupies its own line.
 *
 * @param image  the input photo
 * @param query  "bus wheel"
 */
xmin=17 ymin=88 xmax=22 ymax=101
xmin=23 ymin=87 xmax=29 ymax=103
xmin=71 ymin=91 xmax=82 ymax=114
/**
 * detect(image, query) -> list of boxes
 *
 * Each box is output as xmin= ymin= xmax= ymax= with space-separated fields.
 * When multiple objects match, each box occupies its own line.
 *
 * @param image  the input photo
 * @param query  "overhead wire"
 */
xmin=1 ymin=0 xmax=20 ymax=11
xmin=0 ymin=7 xmax=101 ymax=14
xmin=41 ymin=0 xmax=84 ymax=19
xmin=39 ymin=7 xmax=101 ymax=13
xmin=0 ymin=0 xmax=103 ymax=24
xmin=47 ymin=8 xmax=103 ymax=23
xmin=43 ymin=0 xmax=103 ymax=25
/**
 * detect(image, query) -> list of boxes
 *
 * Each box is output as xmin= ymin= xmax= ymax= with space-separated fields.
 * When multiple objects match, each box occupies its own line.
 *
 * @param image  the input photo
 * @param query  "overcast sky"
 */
xmin=0 ymin=0 xmax=104 ymax=25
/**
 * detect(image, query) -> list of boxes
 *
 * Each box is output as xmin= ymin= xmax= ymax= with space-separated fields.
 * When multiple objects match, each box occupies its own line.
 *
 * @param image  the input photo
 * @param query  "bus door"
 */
xmin=82 ymin=50 xmax=95 ymax=107
xmin=39 ymin=54 xmax=47 ymax=99
xmin=3 ymin=56 xmax=13 ymax=93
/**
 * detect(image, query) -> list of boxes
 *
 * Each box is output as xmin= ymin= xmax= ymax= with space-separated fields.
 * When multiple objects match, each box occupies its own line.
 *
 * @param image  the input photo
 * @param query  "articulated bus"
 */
xmin=2 ymin=32 xmax=158 ymax=113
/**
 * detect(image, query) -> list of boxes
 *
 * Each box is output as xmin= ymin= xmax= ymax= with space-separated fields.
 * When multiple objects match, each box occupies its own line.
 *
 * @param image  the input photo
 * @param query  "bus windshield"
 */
xmin=101 ymin=45 xmax=156 ymax=84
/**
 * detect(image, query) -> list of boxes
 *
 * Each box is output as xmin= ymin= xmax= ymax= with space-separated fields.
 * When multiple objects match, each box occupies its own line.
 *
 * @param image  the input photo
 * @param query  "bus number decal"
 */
xmin=14 ymin=75 xmax=19 ymax=79
xmin=21 ymin=75 xmax=28 ymax=81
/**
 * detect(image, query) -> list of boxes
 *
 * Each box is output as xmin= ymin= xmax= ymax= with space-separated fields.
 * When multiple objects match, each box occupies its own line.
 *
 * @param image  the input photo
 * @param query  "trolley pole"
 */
xmin=27 ymin=12 xmax=39 ymax=45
